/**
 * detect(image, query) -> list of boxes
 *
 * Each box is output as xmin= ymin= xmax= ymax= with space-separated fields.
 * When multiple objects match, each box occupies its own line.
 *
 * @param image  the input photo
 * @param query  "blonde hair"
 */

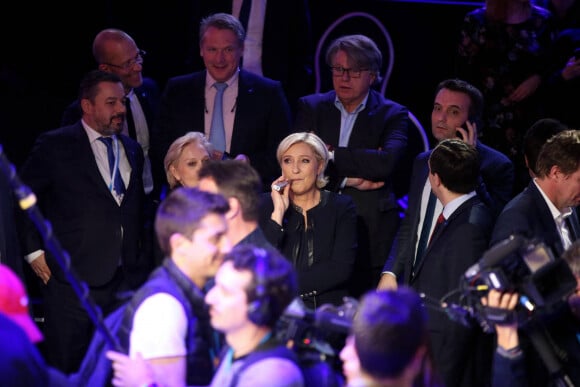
xmin=276 ymin=132 xmax=329 ymax=188
xmin=164 ymin=132 xmax=213 ymax=188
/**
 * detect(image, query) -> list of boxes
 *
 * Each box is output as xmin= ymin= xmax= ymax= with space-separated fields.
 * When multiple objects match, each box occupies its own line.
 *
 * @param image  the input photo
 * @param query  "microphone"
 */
xmin=464 ymin=234 xmax=526 ymax=281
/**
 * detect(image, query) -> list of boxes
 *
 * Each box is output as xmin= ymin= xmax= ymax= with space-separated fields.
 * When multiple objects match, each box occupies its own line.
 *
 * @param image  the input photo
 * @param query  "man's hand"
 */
xmin=345 ymin=177 xmax=384 ymax=191
xmin=377 ymin=273 xmax=398 ymax=290
xmin=455 ymin=119 xmax=477 ymax=147
xmin=107 ymin=351 xmax=155 ymax=387
xmin=481 ymin=289 xmax=519 ymax=350
xmin=30 ymin=253 xmax=51 ymax=284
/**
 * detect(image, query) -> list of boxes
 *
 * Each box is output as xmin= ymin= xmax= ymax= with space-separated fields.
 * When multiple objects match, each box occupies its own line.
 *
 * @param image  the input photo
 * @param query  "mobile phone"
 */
xmin=457 ymin=121 xmax=469 ymax=140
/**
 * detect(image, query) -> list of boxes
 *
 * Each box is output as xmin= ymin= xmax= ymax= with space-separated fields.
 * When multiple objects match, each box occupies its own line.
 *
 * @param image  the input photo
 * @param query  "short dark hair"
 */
xmin=429 ymin=139 xmax=480 ymax=194
xmin=78 ymin=69 xmax=122 ymax=102
xmin=535 ymin=130 xmax=580 ymax=178
xmin=523 ymin=118 xmax=567 ymax=176
xmin=199 ymin=12 xmax=245 ymax=47
xmin=155 ymin=187 xmax=230 ymax=256
xmin=353 ymin=287 xmax=430 ymax=379
xmin=435 ymin=79 xmax=484 ymax=126
xmin=198 ymin=160 xmax=263 ymax=222
xmin=224 ymin=244 xmax=297 ymax=328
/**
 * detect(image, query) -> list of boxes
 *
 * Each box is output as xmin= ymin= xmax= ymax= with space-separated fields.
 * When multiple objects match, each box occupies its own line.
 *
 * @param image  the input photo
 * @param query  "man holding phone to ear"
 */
xmin=379 ymin=78 xmax=514 ymax=291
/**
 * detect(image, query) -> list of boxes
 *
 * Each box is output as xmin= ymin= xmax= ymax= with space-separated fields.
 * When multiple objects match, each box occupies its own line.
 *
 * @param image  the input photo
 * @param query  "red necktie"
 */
xmin=428 ymin=212 xmax=445 ymax=245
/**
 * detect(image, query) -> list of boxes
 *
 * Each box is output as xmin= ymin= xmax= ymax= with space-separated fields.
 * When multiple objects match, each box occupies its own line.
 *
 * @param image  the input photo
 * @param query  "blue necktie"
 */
xmin=414 ymin=191 xmax=436 ymax=270
xmin=209 ymin=82 xmax=228 ymax=153
xmin=98 ymin=136 xmax=126 ymax=196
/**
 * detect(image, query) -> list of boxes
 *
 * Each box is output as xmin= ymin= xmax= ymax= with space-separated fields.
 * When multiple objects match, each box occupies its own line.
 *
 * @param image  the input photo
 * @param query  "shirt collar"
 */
xmin=533 ymin=178 xmax=572 ymax=221
xmin=81 ymin=120 xmax=117 ymax=144
xmin=333 ymin=92 xmax=369 ymax=115
xmin=205 ymin=68 xmax=239 ymax=89
xmin=442 ymin=191 xmax=477 ymax=219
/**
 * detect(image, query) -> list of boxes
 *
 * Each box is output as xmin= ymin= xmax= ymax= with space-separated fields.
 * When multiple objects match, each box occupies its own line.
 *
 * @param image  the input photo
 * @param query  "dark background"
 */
xmin=0 ymin=0 xmax=483 ymax=167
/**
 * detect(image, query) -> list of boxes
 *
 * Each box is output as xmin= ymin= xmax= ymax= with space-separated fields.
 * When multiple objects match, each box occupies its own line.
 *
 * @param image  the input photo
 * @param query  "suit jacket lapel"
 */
xmin=567 ymin=208 xmax=580 ymax=242
xmin=119 ymin=136 xmax=139 ymax=194
xmin=348 ymin=90 xmax=380 ymax=147
xmin=72 ymin=125 xmax=111 ymax=196
xmin=528 ymin=182 xmax=566 ymax=255
xmin=413 ymin=197 xmax=478 ymax=277
xmin=315 ymin=92 xmax=341 ymax=146
xmin=135 ymin=87 xmax=153 ymax=125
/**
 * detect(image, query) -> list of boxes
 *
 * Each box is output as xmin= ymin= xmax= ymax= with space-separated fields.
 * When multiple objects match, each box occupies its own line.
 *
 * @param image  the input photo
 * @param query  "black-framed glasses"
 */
xmin=330 ymin=66 xmax=369 ymax=78
xmin=104 ymin=50 xmax=146 ymax=71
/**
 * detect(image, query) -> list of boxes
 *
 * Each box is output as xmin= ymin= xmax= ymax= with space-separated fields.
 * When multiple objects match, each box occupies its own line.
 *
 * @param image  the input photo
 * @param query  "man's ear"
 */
xmin=430 ymin=171 xmax=442 ymax=189
xmin=227 ymin=197 xmax=240 ymax=221
xmin=80 ymin=98 xmax=91 ymax=115
xmin=169 ymin=233 xmax=189 ymax=256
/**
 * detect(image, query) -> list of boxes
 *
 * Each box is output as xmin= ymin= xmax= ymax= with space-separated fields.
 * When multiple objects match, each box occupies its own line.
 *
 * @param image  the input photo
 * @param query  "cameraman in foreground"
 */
xmin=482 ymin=240 xmax=580 ymax=387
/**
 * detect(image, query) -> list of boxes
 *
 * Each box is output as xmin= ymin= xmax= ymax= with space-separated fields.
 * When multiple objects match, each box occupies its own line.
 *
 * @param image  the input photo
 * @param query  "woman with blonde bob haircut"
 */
xmin=259 ymin=132 xmax=358 ymax=309
xmin=163 ymin=131 xmax=213 ymax=189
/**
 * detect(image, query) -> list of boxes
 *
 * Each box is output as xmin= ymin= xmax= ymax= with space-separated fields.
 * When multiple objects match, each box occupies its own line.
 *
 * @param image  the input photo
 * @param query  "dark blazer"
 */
xmin=191 ymin=1 xmax=314 ymax=112
xmin=151 ymin=69 xmax=291 ymax=188
xmin=408 ymin=196 xmax=494 ymax=387
xmin=294 ymin=89 xmax=409 ymax=293
xmin=259 ymin=190 xmax=358 ymax=307
xmin=491 ymin=180 xmax=580 ymax=260
xmin=18 ymin=123 xmax=148 ymax=288
xmin=385 ymin=142 xmax=514 ymax=275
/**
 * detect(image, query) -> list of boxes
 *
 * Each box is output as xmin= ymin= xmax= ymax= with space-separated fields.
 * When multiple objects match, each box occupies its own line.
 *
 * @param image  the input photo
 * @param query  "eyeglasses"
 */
xmin=104 ymin=50 xmax=146 ymax=71
xmin=330 ymin=66 xmax=369 ymax=78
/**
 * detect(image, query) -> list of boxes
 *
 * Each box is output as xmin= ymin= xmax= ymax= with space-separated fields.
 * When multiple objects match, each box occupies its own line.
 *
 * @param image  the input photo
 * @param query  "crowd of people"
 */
xmin=1 ymin=1 xmax=580 ymax=386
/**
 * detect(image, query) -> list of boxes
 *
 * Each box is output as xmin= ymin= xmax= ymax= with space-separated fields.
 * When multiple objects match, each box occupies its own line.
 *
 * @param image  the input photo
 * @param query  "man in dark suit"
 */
xmin=491 ymin=129 xmax=580 ymax=260
xmin=379 ymin=78 xmax=514 ymax=290
xmin=294 ymin=34 xmax=410 ymax=297
xmin=151 ymin=12 xmax=292 ymax=191
xmin=191 ymin=0 xmax=314 ymax=114
xmin=61 ymin=28 xmax=161 ymax=198
xmin=402 ymin=139 xmax=495 ymax=387
xmin=19 ymin=70 xmax=152 ymax=373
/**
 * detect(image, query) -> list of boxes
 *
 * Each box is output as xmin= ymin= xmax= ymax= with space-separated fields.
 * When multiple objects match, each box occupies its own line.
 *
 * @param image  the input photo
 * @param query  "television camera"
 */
xmin=430 ymin=234 xmax=577 ymax=332
xmin=275 ymin=296 xmax=359 ymax=387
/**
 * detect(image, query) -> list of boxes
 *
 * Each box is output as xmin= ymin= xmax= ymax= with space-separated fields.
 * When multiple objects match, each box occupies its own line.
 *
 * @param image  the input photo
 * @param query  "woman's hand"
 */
xmin=270 ymin=176 xmax=290 ymax=225
xmin=505 ymin=74 xmax=541 ymax=104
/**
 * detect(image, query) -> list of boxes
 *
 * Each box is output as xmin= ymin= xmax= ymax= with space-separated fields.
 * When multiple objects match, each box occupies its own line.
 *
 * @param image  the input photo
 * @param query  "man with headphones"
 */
xmin=205 ymin=244 xmax=303 ymax=386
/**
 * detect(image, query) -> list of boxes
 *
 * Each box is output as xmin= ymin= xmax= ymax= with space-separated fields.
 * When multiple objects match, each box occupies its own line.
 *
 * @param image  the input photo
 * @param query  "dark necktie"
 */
xmin=98 ymin=136 xmax=126 ymax=196
xmin=415 ymin=191 xmax=436 ymax=266
xmin=209 ymin=82 xmax=228 ymax=153
xmin=125 ymin=96 xmax=136 ymax=140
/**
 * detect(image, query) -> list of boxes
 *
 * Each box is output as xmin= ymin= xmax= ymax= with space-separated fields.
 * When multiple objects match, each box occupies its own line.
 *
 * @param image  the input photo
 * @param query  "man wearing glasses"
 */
xmin=61 ymin=28 xmax=161 ymax=199
xmin=294 ymin=34 xmax=411 ymax=299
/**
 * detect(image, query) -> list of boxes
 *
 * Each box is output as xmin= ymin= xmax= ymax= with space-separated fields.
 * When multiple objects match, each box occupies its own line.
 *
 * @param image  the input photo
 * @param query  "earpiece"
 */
xmin=247 ymin=248 xmax=271 ymax=326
